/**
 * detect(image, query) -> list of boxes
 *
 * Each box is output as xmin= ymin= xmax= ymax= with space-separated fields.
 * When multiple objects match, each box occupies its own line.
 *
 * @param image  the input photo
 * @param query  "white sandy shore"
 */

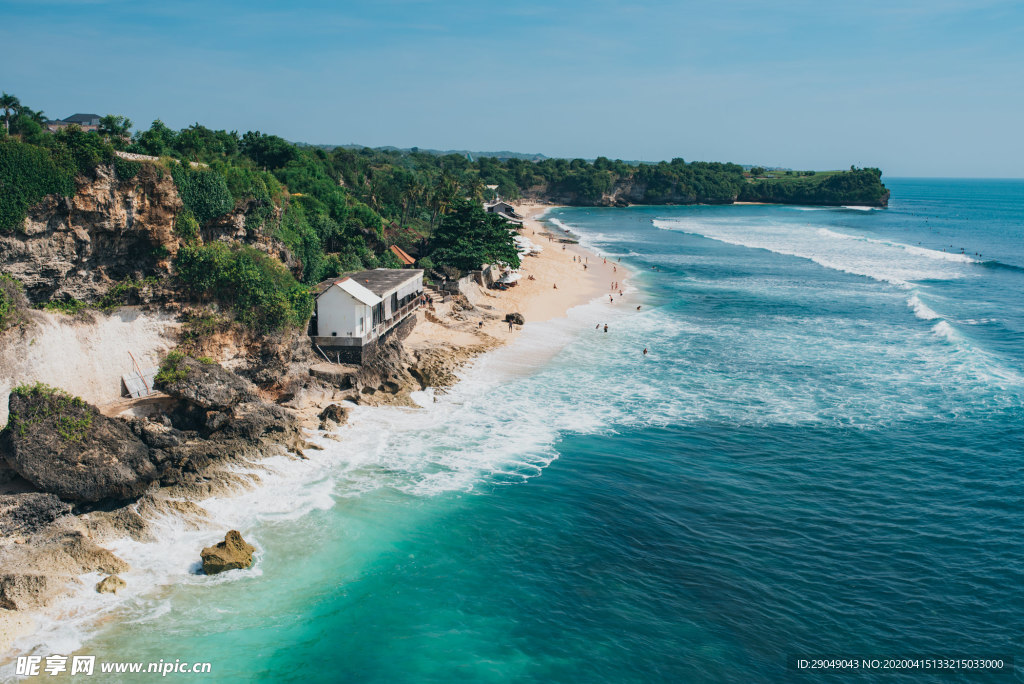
xmin=406 ymin=202 xmax=630 ymax=357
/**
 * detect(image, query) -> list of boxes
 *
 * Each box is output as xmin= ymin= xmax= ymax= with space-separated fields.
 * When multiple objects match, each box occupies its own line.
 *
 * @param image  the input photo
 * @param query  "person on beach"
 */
xmin=508 ymin=320 xmax=513 ymax=331
xmin=643 ymin=347 xmax=648 ymax=356
xmin=609 ymin=295 xmax=614 ymax=303
xmin=553 ymin=283 xmax=558 ymax=289
xmin=583 ymin=264 xmax=587 ymax=270
xmin=636 ymin=305 xmax=642 ymax=310
xmin=604 ymin=324 xmax=608 ymax=333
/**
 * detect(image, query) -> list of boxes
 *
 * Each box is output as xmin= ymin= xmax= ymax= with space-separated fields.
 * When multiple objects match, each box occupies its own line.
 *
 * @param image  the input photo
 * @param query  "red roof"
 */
xmin=389 ymin=245 xmax=416 ymax=266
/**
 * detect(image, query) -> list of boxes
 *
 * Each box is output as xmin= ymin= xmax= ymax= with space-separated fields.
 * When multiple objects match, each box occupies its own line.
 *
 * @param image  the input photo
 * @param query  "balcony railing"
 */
xmin=373 ymin=296 xmax=422 ymax=335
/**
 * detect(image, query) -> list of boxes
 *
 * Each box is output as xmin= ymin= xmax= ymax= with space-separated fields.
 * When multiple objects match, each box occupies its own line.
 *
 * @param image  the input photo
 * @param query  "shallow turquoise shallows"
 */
xmin=69 ymin=179 xmax=1024 ymax=682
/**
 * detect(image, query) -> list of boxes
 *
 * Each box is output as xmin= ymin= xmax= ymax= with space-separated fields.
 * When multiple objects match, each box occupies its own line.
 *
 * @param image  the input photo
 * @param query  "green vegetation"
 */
xmin=113 ymin=156 xmax=141 ymax=181
xmin=175 ymin=242 xmax=313 ymax=332
xmin=428 ymin=199 xmax=520 ymax=273
xmin=0 ymin=139 xmax=77 ymax=232
xmin=175 ymin=209 xmax=199 ymax=242
xmin=97 ymin=276 xmax=159 ymax=310
xmin=7 ymin=383 xmax=93 ymax=443
xmin=170 ymin=163 xmax=234 ymax=226
xmin=41 ymin=297 xmax=90 ymax=315
xmin=154 ymin=350 xmax=189 ymax=385
xmin=0 ymin=272 xmax=28 ymax=332
xmin=739 ymin=167 xmax=887 ymax=205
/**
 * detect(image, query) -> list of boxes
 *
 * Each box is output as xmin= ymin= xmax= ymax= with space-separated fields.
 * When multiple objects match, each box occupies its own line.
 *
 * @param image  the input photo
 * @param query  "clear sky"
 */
xmin=2 ymin=0 xmax=1022 ymax=177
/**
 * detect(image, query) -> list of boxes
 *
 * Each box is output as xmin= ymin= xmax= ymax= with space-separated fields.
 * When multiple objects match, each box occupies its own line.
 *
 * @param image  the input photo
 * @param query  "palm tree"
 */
xmin=1 ymin=92 xmax=21 ymax=135
xmin=429 ymin=171 xmax=459 ymax=235
xmin=465 ymin=176 xmax=486 ymax=204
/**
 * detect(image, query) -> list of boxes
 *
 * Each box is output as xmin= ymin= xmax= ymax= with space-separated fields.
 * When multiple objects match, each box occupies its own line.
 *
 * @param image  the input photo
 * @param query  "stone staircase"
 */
xmin=423 ymin=284 xmax=445 ymax=304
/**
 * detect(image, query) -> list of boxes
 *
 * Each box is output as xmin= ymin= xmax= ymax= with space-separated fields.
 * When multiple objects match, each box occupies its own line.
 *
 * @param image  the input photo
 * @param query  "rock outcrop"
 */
xmin=200 ymin=530 xmax=255 ymax=575
xmin=318 ymin=404 xmax=348 ymax=430
xmin=505 ymin=312 xmax=525 ymax=325
xmin=0 ymin=527 xmax=130 ymax=609
xmin=2 ymin=386 xmax=157 ymax=503
xmin=0 ymin=494 xmax=72 ymax=537
xmin=1 ymin=163 xmax=183 ymax=303
xmin=156 ymin=356 xmax=256 ymax=411
xmin=95 ymin=575 xmax=126 ymax=594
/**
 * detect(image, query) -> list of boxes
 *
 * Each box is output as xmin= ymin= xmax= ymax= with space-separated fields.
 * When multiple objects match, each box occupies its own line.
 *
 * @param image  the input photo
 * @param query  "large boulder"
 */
xmin=156 ymin=355 xmax=256 ymax=411
xmin=2 ymin=385 xmax=157 ymax=503
xmin=505 ymin=312 xmax=525 ymax=325
xmin=200 ymin=530 xmax=255 ymax=575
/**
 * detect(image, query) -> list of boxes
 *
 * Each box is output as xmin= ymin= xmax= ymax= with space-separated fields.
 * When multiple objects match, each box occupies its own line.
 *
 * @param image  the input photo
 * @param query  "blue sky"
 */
xmin=2 ymin=0 xmax=1022 ymax=177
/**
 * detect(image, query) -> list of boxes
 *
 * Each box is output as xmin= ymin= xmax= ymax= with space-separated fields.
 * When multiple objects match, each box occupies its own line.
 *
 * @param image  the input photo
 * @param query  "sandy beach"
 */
xmin=405 ymin=202 xmax=630 ymax=360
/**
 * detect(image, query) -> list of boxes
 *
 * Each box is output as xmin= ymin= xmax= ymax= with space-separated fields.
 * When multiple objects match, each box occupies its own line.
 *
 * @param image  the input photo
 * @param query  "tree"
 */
xmin=429 ymin=198 xmax=520 ymax=273
xmin=239 ymin=131 xmax=295 ymax=169
xmin=132 ymin=119 xmax=177 ymax=156
xmin=98 ymin=115 xmax=133 ymax=149
xmin=1 ymin=93 xmax=20 ymax=135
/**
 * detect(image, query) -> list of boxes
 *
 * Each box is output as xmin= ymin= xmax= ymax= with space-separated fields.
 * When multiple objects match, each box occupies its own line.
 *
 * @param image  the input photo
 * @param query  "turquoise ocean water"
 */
xmin=15 ymin=179 xmax=1024 ymax=682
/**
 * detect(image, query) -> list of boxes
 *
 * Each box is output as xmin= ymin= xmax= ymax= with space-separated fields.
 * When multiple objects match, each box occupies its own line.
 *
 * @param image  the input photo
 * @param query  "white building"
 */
xmin=312 ymin=269 xmax=424 ymax=363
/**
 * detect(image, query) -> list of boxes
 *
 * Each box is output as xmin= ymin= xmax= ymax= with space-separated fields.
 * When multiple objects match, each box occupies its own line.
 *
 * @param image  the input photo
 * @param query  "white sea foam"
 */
xmin=841 ymin=205 xmax=878 ymax=211
xmin=654 ymin=217 xmax=978 ymax=287
xmin=816 ymin=228 xmax=979 ymax=264
xmin=545 ymin=218 xmax=576 ymax=235
xmin=931 ymin=320 xmax=962 ymax=344
xmin=907 ymin=293 xmax=941 ymax=320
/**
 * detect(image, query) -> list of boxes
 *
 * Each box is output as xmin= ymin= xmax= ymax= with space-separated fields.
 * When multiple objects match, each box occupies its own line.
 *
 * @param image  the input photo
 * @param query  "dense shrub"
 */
xmin=175 ymin=242 xmax=313 ymax=332
xmin=175 ymin=209 xmax=199 ymax=242
xmin=7 ymin=383 xmax=93 ymax=443
xmin=276 ymin=202 xmax=324 ymax=283
xmin=154 ymin=349 xmax=188 ymax=385
xmin=171 ymin=163 xmax=233 ymax=226
xmin=0 ymin=139 xmax=75 ymax=232
xmin=114 ymin=157 xmax=141 ymax=181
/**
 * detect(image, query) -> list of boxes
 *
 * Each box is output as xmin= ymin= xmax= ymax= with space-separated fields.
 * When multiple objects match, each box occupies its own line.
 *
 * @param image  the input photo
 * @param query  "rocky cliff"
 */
xmin=0 ymin=160 xmax=299 ymax=306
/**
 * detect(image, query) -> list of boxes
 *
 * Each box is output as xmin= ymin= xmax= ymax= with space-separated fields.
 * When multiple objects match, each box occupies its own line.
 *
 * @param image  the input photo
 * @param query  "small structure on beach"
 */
xmin=311 ymin=268 xmax=424 ymax=364
xmin=485 ymin=200 xmax=524 ymax=227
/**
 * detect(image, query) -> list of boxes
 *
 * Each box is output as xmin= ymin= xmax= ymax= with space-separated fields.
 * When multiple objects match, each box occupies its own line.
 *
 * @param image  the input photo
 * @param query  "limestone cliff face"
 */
xmin=0 ymin=163 xmax=301 ymax=304
xmin=1 ymin=164 xmax=183 ymax=303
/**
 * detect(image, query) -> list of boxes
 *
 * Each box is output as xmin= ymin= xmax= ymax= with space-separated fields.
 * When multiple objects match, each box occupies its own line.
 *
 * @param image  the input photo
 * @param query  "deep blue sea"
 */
xmin=15 ymin=179 xmax=1024 ymax=683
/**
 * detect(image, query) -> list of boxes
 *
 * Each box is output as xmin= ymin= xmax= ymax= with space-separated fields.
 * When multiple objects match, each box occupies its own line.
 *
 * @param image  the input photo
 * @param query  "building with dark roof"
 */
xmin=45 ymin=113 xmax=102 ymax=133
xmin=311 ymin=268 xmax=424 ymax=364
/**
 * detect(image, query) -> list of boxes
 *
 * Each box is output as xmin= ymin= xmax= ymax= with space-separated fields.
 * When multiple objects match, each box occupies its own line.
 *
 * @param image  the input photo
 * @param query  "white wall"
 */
xmin=395 ymin=273 xmax=423 ymax=301
xmin=317 ymin=287 xmax=370 ymax=338
xmin=0 ymin=309 xmax=179 ymax=424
